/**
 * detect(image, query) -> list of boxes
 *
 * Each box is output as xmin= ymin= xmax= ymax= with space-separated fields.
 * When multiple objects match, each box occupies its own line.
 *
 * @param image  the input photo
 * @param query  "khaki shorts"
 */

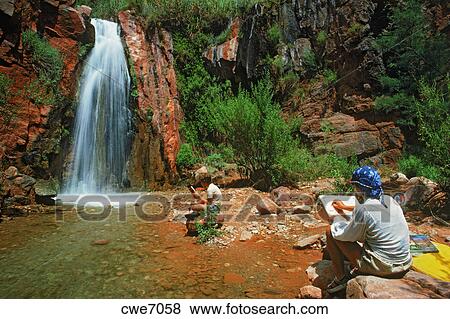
xmin=357 ymin=247 xmax=412 ymax=277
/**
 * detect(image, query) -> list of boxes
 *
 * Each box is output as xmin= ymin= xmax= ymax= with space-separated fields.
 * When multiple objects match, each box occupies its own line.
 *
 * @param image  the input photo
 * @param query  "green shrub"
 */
xmin=347 ymin=22 xmax=364 ymax=35
xmin=176 ymin=143 xmax=199 ymax=169
xmin=210 ymin=77 xmax=293 ymax=188
xmin=323 ymin=68 xmax=337 ymax=86
xmin=75 ymin=0 xmax=129 ymax=19
xmin=273 ymin=147 xmax=358 ymax=186
xmin=374 ymin=0 xmax=449 ymax=127
xmin=302 ymin=49 xmax=318 ymax=73
xmin=398 ymin=155 xmax=442 ymax=182
xmin=129 ymin=0 xmax=261 ymax=26
xmin=0 ymin=74 xmax=12 ymax=106
xmin=205 ymin=153 xmax=226 ymax=170
xmin=374 ymin=93 xmax=416 ymax=127
xmin=316 ymin=30 xmax=327 ymax=45
xmin=267 ymin=23 xmax=282 ymax=45
xmin=413 ymin=80 xmax=450 ymax=186
xmin=0 ymin=74 xmax=16 ymax=123
xmin=195 ymin=219 xmax=222 ymax=243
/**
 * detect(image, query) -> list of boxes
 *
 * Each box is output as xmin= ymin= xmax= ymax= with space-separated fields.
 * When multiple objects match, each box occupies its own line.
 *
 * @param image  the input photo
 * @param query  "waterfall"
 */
xmin=64 ymin=19 xmax=132 ymax=194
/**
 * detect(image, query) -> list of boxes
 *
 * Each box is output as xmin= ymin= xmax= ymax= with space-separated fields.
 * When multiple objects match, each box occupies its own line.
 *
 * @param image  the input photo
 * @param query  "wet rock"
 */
xmin=239 ymin=230 xmax=253 ymax=241
xmin=294 ymin=234 xmax=321 ymax=249
xmin=298 ymin=285 xmax=322 ymax=299
xmin=256 ymin=198 xmax=281 ymax=215
xmin=346 ymin=271 xmax=450 ymax=299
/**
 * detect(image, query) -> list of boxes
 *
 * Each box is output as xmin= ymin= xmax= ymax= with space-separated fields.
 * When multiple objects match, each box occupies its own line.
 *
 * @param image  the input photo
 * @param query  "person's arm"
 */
xmin=331 ymin=207 xmax=367 ymax=242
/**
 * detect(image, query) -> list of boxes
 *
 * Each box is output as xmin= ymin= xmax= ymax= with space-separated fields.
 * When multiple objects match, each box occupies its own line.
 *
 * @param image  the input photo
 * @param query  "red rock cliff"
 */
xmin=118 ymin=11 xmax=182 ymax=189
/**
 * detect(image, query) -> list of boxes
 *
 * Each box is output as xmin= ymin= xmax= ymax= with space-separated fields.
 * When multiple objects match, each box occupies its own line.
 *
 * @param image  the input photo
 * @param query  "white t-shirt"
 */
xmin=331 ymin=195 xmax=411 ymax=264
xmin=206 ymin=183 xmax=222 ymax=204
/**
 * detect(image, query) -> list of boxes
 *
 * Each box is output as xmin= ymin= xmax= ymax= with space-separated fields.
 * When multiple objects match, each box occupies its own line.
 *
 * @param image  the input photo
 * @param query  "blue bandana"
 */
xmin=351 ymin=166 xmax=386 ymax=206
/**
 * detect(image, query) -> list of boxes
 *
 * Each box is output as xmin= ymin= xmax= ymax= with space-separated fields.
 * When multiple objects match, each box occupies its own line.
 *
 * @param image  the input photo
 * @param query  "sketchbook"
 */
xmin=318 ymin=195 xmax=357 ymax=223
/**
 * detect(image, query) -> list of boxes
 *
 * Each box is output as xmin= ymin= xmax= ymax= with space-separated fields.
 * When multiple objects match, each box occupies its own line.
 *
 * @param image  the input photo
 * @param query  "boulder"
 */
xmin=292 ymin=205 xmax=312 ymax=214
xmin=270 ymin=186 xmax=291 ymax=204
xmin=77 ymin=5 xmax=92 ymax=17
xmin=346 ymin=271 xmax=450 ymax=299
xmin=256 ymin=198 xmax=281 ymax=215
xmin=194 ymin=166 xmax=209 ymax=182
xmin=298 ymin=285 xmax=322 ymax=299
xmin=293 ymin=234 xmax=321 ymax=249
xmin=203 ymin=18 xmax=240 ymax=80
xmin=390 ymin=172 xmax=409 ymax=185
xmin=0 ymin=0 xmax=15 ymax=16
xmin=306 ymin=260 xmax=335 ymax=290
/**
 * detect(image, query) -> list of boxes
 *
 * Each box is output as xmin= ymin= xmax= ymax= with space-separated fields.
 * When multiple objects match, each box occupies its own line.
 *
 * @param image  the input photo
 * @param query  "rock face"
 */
xmin=347 ymin=271 xmax=450 ymax=299
xmin=203 ymin=18 xmax=240 ymax=81
xmin=118 ymin=11 xmax=182 ymax=189
xmin=201 ymin=0 xmax=406 ymax=162
xmin=0 ymin=0 xmax=94 ymax=205
xmin=0 ymin=166 xmax=36 ymax=215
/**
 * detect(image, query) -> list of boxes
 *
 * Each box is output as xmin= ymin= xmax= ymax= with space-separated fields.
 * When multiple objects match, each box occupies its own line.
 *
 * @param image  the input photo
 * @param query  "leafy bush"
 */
xmin=210 ymin=77 xmax=293 ymax=188
xmin=129 ymin=0 xmax=261 ymax=26
xmin=75 ymin=0 xmax=129 ymax=19
xmin=176 ymin=143 xmax=199 ymax=169
xmin=273 ymin=147 xmax=358 ymax=186
xmin=195 ymin=219 xmax=222 ymax=243
xmin=205 ymin=153 xmax=226 ymax=170
xmin=398 ymin=155 xmax=442 ymax=182
xmin=316 ymin=30 xmax=327 ymax=45
xmin=413 ymin=80 xmax=450 ymax=186
xmin=22 ymin=30 xmax=63 ymax=89
xmin=374 ymin=0 xmax=449 ymax=126
xmin=0 ymin=74 xmax=12 ymax=106
xmin=267 ymin=23 xmax=282 ymax=45
xmin=302 ymin=49 xmax=318 ymax=74
xmin=323 ymin=68 xmax=337 ymax=86
xmin=0 ymin=74 xmax=16 ymax=123
xmin=347 ymin=22 xmax=363 ymax=35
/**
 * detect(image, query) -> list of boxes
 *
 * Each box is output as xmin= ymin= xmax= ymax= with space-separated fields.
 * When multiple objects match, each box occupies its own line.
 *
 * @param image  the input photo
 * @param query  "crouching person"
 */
xmin=186 ymin=173 xmax=223 ymax=234
xmin=326 ymin=166 xmax=412 ymax=294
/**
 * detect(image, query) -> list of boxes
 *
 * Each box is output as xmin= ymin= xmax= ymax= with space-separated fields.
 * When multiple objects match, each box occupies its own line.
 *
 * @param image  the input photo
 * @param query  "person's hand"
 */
xmin=332 ymin=200 xmax=346 ymax=210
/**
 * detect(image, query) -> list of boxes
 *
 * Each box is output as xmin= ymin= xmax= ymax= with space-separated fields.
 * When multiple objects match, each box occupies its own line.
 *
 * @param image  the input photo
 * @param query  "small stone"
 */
xmin=445 ymin=236 xmax=450 ymax=242
xmin=256 ymin=198 xmax=281 ymax=215
xmin=224 ymin=263 xmax=231 ymax=267
xmin=298 ymin=285 xmax=322 ymax=299
xmin=240 ymin=230 xmax=253 ymax=241
xmin=92 ymin=239 xmax=110 ymax=245
xmin=292 ymin=205 xmax=312 ymax=214
xmin=363 ymin=83 xmax=371 ymax=91
xmin=293 ymin=234 xmax=321 ymax=249
xmin=224 ymin=272 xmax=245 ymax=284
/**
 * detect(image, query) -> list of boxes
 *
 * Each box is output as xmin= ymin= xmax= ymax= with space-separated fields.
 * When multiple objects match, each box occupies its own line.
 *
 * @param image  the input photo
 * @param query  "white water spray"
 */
xmin=64 ymin=19 xmax=132 ymax=194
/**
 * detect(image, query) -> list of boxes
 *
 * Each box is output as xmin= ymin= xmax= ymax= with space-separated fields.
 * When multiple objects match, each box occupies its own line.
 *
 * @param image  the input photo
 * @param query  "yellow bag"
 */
xmin=412 ymin=242 xmax=450 ymax=282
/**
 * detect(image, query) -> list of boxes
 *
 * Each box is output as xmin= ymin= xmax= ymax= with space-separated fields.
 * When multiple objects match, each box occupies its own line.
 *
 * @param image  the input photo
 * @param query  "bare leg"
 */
xmin=326 ymin=226 xmax=363 ymax=279
xmin=191 ymin=203 xmax=206 ymax=213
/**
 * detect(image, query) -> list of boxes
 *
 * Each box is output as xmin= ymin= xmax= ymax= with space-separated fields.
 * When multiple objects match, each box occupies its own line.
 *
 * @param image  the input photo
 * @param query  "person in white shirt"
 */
xmin=189 ymin=173 xmax=222 ymax=221
xmin=325 ymin=166 xmax=412 ymax=293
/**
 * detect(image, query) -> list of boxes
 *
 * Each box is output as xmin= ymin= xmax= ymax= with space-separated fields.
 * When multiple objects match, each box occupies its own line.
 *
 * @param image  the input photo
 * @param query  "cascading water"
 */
xmin=64 ymin=19 xmax=132 ymax=194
